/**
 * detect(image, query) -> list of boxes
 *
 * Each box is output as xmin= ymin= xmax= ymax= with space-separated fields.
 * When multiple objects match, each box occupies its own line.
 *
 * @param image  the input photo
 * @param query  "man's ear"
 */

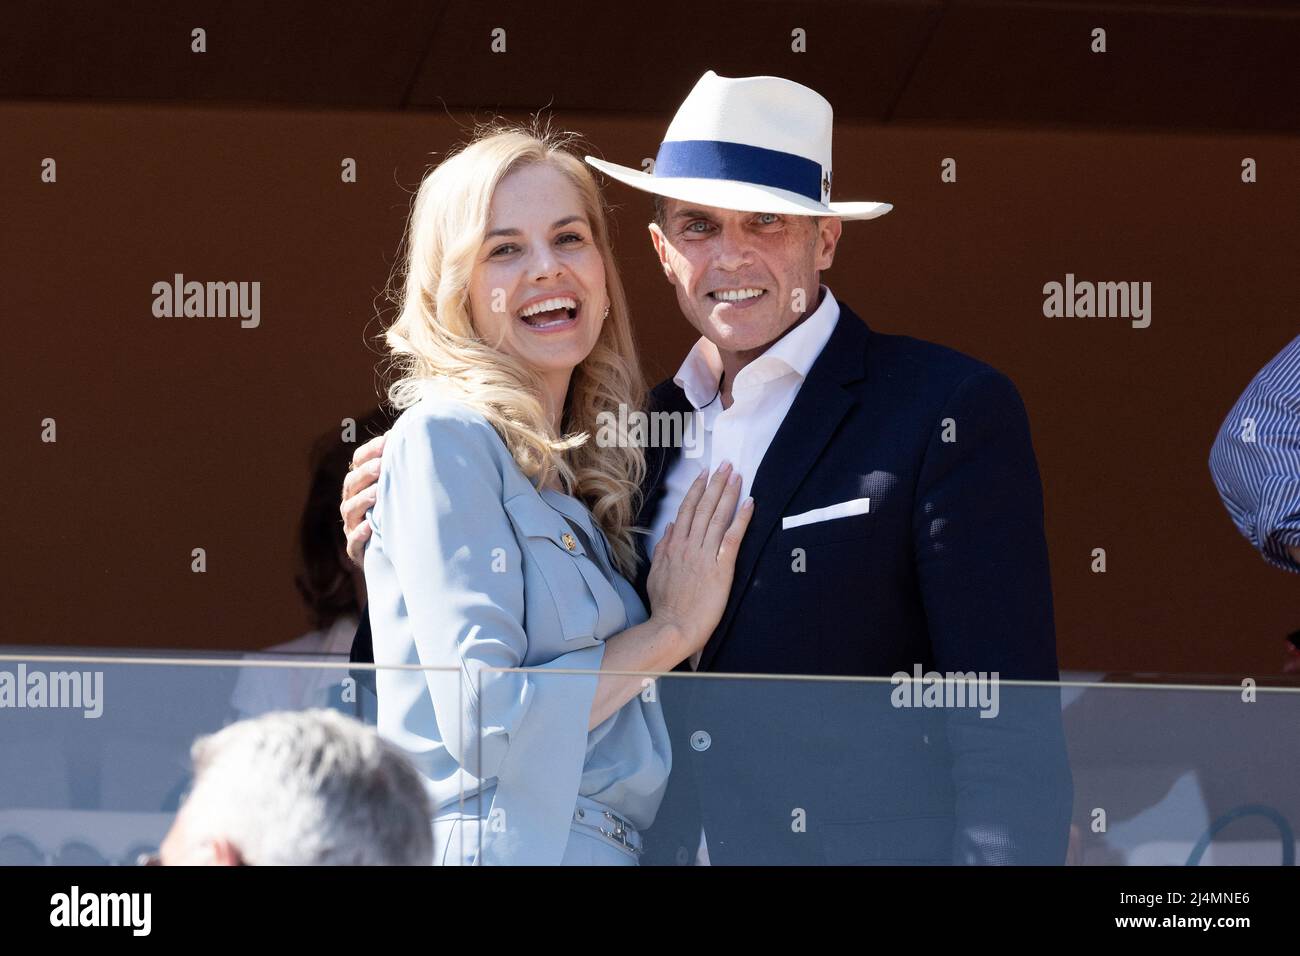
xmin=647 ymin=223 xmax=677 ymax=285
xmin=814 ymin=216 xmax=843 ymax=272
xmin=205 ymin=838 xmax=245 ymax=867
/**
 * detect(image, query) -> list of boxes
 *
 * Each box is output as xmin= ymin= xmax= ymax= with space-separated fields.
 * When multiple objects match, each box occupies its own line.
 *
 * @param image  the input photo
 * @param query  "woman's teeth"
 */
xmin=518 ymin=296 xmax=579 ymax=327
xmin=523 ymin=311 xmax=573 ymax=328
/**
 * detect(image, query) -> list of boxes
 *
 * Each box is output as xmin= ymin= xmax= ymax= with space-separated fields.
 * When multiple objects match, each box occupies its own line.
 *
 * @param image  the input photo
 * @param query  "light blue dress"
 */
xmin=363 ymin=388 xmax=672 ymax=865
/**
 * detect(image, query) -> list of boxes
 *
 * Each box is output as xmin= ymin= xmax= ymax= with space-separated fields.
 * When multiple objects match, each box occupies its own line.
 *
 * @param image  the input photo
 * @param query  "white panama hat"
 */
xmin=585 ymin=70 xmax=892 ymax=221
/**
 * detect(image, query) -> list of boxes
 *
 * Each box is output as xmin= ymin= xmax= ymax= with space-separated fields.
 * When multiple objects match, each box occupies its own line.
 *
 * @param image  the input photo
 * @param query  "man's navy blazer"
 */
xmin=631 ymin=301 xmax=1073 ymax=865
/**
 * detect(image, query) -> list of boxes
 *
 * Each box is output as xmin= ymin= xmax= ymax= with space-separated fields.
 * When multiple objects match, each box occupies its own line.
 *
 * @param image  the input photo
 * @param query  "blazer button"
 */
xmin=690 ymin=730 xmax=711 ymax=752
xmin=561 ymin=532 xmax=577 ymax=552
xmin=675 ymin=846 xmax=690 ymax=865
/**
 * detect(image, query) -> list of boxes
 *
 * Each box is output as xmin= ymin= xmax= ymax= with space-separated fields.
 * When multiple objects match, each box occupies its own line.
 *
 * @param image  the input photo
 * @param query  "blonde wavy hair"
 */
xmin=382 ymin=122 xmax=648 ymax=578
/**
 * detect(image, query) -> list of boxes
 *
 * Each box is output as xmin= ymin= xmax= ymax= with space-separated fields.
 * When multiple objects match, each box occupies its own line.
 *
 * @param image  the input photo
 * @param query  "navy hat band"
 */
xmin=653 ymin=140 xmax=824 ymax=203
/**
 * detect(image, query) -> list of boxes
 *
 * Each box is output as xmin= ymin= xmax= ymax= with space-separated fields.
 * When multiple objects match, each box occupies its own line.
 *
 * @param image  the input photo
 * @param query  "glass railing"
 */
xmin=1 ymin=651 xmax=1295 ymax=866
xmin=473 ymin=669 xmax=1299 ymax=865
xmin=0 ymin=651 xmax=446 ymax=865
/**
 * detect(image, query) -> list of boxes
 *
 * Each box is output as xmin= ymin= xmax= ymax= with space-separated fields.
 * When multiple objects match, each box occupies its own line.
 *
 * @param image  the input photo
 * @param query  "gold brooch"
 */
xmin=561 ymin=532 xmax=577 ymax=552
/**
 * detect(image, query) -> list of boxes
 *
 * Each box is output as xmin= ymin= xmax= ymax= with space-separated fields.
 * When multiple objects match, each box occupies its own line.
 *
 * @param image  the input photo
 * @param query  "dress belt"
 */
xmin=572 ymin=800 xmax=643 ymax=855
xmin=433 ymin=791 xmax=644 ymax=857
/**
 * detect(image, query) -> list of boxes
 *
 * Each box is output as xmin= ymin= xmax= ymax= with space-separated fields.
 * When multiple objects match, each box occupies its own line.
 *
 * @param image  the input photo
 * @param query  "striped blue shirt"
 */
xmin=1208 ymin=334 xmax=1300 ymax=573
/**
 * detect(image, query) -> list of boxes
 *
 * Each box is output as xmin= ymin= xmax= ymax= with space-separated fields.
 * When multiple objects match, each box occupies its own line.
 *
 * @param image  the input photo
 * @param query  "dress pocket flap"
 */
xmin=503 ymin=493 xmax=610 ymax=643
xmin=503 ymin=493 xmax=589 ymax=558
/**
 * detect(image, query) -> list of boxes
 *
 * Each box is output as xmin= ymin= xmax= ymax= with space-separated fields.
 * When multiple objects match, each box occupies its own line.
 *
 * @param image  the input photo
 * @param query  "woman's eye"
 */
xmin=489 ymin=243 xmax=518 ymax=257
xmin=557 ymin=232 xmax=583 ymax=245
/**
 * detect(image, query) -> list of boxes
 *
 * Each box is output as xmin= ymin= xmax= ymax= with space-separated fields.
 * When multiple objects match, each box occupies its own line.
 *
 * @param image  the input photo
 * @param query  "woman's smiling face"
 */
xmin=467 ymin=162 xmax=607 ymax=380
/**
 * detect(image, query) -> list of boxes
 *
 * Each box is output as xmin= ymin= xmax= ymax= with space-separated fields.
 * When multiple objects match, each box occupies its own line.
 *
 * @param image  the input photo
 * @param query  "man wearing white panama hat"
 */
xmin=589 ymin=70 xmax=1070 ymax=866
xmin=344 ymin=70 xmax=1072 ymax=865
xmin=586 ymin=71 xmax=891 ymax=222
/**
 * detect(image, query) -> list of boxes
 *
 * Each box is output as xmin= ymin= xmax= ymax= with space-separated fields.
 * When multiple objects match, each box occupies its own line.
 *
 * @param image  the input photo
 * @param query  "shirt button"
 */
xmin=690 ymin=730 xmax=712 ymax=752
xmin=675 ymin=846 xmax=690 ymax=865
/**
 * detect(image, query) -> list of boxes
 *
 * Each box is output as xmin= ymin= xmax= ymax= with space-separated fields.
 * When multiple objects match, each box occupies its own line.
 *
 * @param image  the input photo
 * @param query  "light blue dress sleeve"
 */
xmin=367 ymin=402 xmax=606 ymax=863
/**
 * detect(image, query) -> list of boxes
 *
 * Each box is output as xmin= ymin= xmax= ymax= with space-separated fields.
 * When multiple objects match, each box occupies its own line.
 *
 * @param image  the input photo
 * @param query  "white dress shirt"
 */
xmin=646 ymin=285 xmax=842 ymax=865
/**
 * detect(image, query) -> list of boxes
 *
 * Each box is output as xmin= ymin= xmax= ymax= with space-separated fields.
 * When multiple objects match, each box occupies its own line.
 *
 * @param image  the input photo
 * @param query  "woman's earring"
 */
xmin=602 ymin=304 xmax=611 ymax=320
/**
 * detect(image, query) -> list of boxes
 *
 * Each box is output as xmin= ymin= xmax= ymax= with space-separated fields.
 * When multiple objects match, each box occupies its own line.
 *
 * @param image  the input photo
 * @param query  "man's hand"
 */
xmin=341 ymin=433 xmax=387 ymax=567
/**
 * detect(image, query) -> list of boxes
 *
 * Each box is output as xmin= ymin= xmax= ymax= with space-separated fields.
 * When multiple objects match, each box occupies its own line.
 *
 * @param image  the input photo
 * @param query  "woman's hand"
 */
xmin=588 ymin=462 xmax=753 ymax=727
xmin=646 ymin=461 xmax=754 ymax=657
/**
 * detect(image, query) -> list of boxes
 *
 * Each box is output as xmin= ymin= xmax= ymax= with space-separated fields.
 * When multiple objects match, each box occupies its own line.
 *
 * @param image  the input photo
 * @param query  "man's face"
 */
xmin=648 ymin=199 xmax=841 ymax=356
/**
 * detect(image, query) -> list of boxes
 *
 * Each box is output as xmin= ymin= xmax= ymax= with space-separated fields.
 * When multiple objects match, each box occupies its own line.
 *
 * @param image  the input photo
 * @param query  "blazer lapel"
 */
xmin=698 ymin=307 xmax=871 ymax=672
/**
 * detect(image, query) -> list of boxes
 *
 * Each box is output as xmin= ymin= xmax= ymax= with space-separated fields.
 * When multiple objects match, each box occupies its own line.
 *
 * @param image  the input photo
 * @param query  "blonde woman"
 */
xmin=361 ymin=126 xmax=753 ymax=865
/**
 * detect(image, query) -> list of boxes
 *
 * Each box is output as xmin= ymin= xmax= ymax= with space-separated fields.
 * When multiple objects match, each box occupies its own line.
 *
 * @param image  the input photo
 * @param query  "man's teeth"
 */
xmin=712 ymin=288 xmax=765 ymax=302
xmin=519 ymin=296 xmax=578 ymax=318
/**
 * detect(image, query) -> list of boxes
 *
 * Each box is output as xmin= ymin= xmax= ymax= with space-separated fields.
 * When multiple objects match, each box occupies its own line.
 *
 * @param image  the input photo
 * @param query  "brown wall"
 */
xmin=4 ymin=101 xmax=1297 ymax=673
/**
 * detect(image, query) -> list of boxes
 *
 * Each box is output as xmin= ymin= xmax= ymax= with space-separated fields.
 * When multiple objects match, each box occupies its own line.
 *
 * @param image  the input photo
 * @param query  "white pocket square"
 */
xmin=782 ymin=497 xmax=871 ymax=530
